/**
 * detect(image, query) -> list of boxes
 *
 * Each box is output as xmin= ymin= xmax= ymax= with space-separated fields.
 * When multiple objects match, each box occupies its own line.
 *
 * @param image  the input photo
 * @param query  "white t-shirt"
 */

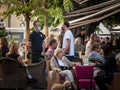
xmin=62 ymin=30 xmax=74 ymax=56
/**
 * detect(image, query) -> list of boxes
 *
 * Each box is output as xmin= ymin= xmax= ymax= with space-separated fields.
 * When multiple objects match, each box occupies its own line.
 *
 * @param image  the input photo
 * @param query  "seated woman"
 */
xmin=89 ymin=43 xmax=105 ymax=63
xmin=94 ymin=44 xmax=118 ymax=90
xmin=7 ymin=42 xmax=37 ymax=83
xmin=7 ymin=42 xmax=23 ymax=64
xmin=50 ymin=48 xmax=77 ymax=90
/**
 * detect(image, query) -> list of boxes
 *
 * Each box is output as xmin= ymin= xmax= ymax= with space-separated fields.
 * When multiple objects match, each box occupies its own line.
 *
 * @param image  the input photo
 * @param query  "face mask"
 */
xmin=38 ymin=26 xmax=41 ymax=31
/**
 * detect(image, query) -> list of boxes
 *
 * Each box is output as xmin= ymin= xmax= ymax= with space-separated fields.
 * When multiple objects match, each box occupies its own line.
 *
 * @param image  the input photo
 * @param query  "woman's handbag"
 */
xmin=54 ymin=56 xmax=72 ymax=70
xmin=59 ymin=66 xmax=72 ymax=70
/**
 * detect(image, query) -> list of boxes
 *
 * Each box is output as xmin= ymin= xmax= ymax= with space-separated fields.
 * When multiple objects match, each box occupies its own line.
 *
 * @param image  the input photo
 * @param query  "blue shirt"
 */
xmin=89 ymin=51 xmax=105 ymax=63
xmin=29 ymin=31 xmax=45 ymax=52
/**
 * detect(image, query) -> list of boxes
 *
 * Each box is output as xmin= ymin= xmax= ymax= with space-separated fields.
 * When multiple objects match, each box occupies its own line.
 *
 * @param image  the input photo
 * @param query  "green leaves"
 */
xmin=0 ymin=27 xmax=7 ymax=37
xmin=1 ymin=0 xmax=74 ymax=27
xmin=63 ymin=0 xmax=73 ymax=12
xmin=49 ymin=7 xmax=64 ymax=26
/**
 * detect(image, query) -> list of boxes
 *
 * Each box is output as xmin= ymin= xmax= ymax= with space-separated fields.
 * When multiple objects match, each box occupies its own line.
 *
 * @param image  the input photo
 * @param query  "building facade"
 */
xmin=0 ymin=4 xmax=33 ymax=42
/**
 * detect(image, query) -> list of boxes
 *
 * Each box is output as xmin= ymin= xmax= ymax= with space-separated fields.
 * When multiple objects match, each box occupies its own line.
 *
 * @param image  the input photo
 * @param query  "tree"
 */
xmin=35 ymin=0 xmax=73 ymax=36
xmin=0 ymin=0 xmax=73 ymax=38
xmin=0 ymin=0 xmax=43 ymax=40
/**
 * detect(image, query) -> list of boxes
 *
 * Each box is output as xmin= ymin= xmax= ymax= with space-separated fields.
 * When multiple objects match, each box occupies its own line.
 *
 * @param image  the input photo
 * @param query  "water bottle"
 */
xmin=84 ymin=56 xmax=88 ymax=65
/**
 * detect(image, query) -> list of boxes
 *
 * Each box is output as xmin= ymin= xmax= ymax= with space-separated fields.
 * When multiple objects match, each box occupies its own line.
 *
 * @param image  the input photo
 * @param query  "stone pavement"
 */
xmin=27 ymin=87 xmax=46 ymax=90
xmin=27 ymin=87 xmax=100 ymax=90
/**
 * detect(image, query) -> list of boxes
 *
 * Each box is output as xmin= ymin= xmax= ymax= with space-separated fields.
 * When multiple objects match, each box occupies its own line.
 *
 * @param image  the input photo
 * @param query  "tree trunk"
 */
xmin=43 ymin=0 xmax=49 ymax=37
xmin=43 ymin=25 xmax=48 ymax=37
xmin=43 ymin=15 xmax=48 ymax=37
xmin=23 ymin=13 xmax=30 ymax=61
xmin=24 ymin=13 xmax=30 ymax=40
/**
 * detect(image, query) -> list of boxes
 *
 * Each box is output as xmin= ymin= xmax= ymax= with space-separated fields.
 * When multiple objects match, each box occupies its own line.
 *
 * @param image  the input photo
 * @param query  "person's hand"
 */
xmin=56 ymin=68 xmax=61 ymax=72
xmin=41 ymin=52 xmax=45 ymax=56
xmin=74 ymin=62 xmax=81 ymax=66
xmin=89 ymin=63 xmax=95 ymax=66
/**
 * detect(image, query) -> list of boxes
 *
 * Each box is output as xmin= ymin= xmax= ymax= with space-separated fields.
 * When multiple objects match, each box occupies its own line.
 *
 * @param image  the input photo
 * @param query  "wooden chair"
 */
xmin=46 ymin=59 xmax=65 ymax=90
xmin=114 ymin=73 xmax=120 ymax=90
xmin=0 ymin=57 xmax=27 ymax=90
xmin=27 ymin=60 xmax=47 ymax=89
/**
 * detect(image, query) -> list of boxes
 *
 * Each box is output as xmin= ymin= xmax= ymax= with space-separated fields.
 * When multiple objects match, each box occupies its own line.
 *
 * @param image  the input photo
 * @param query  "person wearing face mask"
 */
xmin=29 ymin=20 xmax=46 ymax=63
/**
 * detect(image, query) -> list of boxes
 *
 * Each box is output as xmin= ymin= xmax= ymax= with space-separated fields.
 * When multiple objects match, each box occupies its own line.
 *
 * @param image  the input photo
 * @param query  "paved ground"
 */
xmin=27 ymin=87 xmax=46 ymax=90
xmin=27 ymin=87 xmax=100 ymax=90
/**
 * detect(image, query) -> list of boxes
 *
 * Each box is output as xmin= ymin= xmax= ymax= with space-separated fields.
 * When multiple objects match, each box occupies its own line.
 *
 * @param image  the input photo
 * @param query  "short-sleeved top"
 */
xmin=29 ymin=31 xmax=45 ymax=52
xmin=62 ymin=30 xmax=74 ymax=56
xmin=46 ymin=47 xmax=54 ymax=57
xmin=7 ymin=53 xmax=20 ymax=60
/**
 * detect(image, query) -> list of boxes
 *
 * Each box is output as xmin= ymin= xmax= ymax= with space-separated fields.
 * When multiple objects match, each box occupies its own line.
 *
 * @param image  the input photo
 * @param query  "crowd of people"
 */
xmin=0 ymin=20 xmax=120 ymax=90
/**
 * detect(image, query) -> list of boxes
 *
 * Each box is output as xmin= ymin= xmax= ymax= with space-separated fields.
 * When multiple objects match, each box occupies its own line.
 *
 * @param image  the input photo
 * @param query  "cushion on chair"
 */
xmin=78 ymin=79 xmax=95 ymax=89
xmin=75 ymin=66 xmax=94 ymax=79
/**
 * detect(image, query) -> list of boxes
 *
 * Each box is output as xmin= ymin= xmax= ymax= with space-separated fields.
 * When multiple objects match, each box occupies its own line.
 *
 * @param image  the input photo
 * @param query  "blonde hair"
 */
xmin=75 ymin=37 xmax=81 ymax=45
xmin=54 ymin=48 xmax=63 ymax=57
xmin=1 ymin=37 xmax=9 ymax=47
xmin=8 ymin=42 xmax=19 ymax=54
xmin=90 ymin=33 xmax=94 ymax=42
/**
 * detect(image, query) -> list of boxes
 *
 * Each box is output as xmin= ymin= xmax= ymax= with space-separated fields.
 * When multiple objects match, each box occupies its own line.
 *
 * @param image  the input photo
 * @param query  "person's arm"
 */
xmin=17 ymin=55 xmax=23 ymax=64
xmin=50 ymin=57 xmax=61 ymax=71
xmin=41 ymin=33 xmax=46 ymax=55
xmin=41 ymin=41 xmax=45 ymax=55
xmin=64 ymin=56 xmax=75 ymax=66
xmin=63 ymin=39 xmax=70 ymax=54
xmin=29 ymin=33 xmax=32 ymax=41
xmin=0 ymin=44 xmax=2 ymax=50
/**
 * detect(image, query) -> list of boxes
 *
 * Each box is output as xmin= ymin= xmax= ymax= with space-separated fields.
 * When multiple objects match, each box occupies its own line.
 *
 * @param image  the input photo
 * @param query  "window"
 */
xmin=0 ymin=19 xmax=4 ymax=27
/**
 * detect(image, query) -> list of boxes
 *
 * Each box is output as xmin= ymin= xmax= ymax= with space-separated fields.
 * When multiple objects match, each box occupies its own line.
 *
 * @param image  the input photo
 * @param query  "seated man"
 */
xmin=89 ymin=43 xmax=105 ymax=63
xmin=46 ymin=39 xmax=57 ymax=58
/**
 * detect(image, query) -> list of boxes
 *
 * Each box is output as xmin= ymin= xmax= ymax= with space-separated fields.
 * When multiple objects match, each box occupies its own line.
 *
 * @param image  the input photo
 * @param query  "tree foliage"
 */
xmin=0 ymin=0 xmax=74 ymax=37
xmin=0 ymin=0 xmax=73 ymax=26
